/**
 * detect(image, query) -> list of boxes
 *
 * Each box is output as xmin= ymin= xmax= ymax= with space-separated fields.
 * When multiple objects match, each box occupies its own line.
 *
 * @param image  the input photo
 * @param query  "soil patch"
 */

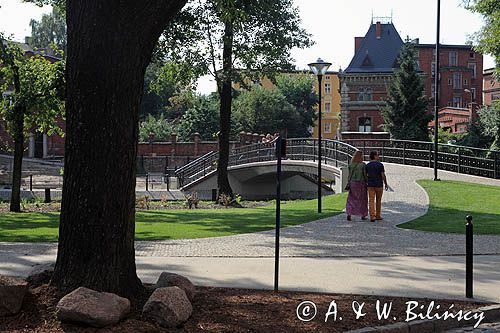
xmin=0 ymin=284 xmax=489 ymax=332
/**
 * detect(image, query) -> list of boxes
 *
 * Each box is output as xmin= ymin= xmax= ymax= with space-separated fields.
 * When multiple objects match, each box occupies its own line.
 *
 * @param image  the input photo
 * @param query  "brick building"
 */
xmin=483 ymin=68 xmax=500 ymax=106
xmin=339 ymin=19 xmax=483 ymax=137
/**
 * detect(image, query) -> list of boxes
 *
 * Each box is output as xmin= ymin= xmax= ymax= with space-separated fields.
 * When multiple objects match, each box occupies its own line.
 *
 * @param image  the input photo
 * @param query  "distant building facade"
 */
xmin=339 ymin=19 xmax=483 ymax=138
xmin=483 ymin=68 xmax=500 ymax=106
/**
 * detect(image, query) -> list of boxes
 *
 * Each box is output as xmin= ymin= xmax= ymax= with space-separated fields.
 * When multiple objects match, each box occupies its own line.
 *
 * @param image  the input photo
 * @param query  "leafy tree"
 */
xmin=162 ymin=0 xmax=313 ymax=198
xmin=23 ymin=0 xmax=188 ymax=296
xmin=178 ymin=93 xmax=220 ymax=141
xmin=233 ymin=86 xmax=304 ymax=137
xmin=275 ymin=73 xmax=318 ymax=137
xmin=29 ymin=6 xmax=67 ymax=51
xmin=138 ymin=114 xmax=176 ymax=142
xmin=478 ymin=104 xmax=500 ymax=150
xmin=0 ymin=37 xmax=65 ymax=212
xmin=140 ymin=60 xmax=197 ymax=119
xmin=466 ymin=0 xmax=500 ymax=75
xmin=382 ymin=42 xmax=431 ymax=141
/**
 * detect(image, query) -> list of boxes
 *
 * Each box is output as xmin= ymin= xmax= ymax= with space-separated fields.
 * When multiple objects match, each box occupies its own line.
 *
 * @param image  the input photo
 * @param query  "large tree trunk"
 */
xmin=216 ymin=20 xmax=234 ymax=199
xmin=9 ymin=107 xmax=24 ymax=213
xmin=51 ymin=0 xmax=187 ymax=297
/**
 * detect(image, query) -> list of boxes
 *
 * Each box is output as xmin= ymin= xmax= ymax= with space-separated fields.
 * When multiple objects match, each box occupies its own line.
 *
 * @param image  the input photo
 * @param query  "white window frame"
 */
xmin=358 ymin=117 xmax=372 ymax=132
xmin=468 ymin=63 xmax=477 ymax=79
xmin=449 ymin=51 xmax=458 ymax=66
xmin=325 ymin=83 xmax=331 ymax=94
xmin=324 ymin=122 xmax=332 ymax=133
xmin=453 ymin=73 xmax=462 ymax=89
xmin=325 ymin=102 xmax=331 ymax=113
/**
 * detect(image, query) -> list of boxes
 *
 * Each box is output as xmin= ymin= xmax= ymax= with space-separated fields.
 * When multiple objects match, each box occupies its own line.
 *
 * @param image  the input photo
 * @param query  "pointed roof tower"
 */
xmin=345 ymin=20 xmax=403 ymax=73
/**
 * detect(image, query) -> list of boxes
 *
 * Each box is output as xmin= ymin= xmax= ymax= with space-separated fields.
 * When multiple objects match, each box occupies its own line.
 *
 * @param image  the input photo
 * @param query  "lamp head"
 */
xmin=308 ymin=58 xmax=332 ymax=76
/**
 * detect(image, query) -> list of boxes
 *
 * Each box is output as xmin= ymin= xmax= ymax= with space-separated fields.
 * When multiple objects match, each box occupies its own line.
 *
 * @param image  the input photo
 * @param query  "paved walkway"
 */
xmin=1 ymin=163 xmax=500 ymax=304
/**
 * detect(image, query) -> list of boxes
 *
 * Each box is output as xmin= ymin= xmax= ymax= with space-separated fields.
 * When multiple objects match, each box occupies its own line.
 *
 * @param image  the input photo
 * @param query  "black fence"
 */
xmin=344 ymin=139 xmax=500 ymax=179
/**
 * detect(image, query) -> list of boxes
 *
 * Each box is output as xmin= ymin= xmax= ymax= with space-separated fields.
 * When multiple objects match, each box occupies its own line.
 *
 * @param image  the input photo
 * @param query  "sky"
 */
xmin=0 ymin=0 xmax=495 ymax=94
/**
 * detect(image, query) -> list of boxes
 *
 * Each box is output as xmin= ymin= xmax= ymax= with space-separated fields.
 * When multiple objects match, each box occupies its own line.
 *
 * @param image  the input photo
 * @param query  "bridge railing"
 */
xmin=176 ymin=138 xmax=359 ymax=188
xmin=343 ymin=139 xmax=499 ymax=179
xmin=175 ymin=151 xmax=218 ymax=187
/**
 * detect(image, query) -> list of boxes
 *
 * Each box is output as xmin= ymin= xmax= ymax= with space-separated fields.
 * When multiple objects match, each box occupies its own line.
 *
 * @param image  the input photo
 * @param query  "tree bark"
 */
xmin=216 ymin=20 xmax=235 ymax=199
xmin=9 ymin=107 xmax=24 ymax=213
xmin=50 ymin=0 xmax=187 ymax=297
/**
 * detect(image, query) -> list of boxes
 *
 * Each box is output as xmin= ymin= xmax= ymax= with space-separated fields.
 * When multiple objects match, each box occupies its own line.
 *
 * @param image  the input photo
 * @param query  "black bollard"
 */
xmin=29 ymin=175 xmax=33 ymax=191
xmin=466 ymin=215 xmax=473 ymax=298
xmin=146 ymin=173 xmax=149 ymax=192
xmin=211 ymin=189 xmax=217 ymax=202
xmin=44 ymin=188 xmax=51 ymax=203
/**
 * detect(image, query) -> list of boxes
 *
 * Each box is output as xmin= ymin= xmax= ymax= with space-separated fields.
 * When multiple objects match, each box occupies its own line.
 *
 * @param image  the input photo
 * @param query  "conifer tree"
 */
xmin=382 ymin=43 xmax=431 ymax=141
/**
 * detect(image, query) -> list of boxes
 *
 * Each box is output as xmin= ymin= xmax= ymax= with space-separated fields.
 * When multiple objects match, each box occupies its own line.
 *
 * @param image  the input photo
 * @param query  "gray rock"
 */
xmin=155 ymin=272 xmax=196 ymax=301
xmin=29 ymin=262 xmax=55 ymax=277
xmin=56 ymin=287 xmax=130 ymax=327
xmin=0 ymin=275 xmax=28 ymax=316
xmin=143 ymin=286 xmax=192 ymax=328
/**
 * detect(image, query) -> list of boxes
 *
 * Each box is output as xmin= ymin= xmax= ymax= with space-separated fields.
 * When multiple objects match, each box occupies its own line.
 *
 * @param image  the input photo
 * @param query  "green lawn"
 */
xmin=0 ymin=194 xmax=347 ymax=242
xmin=399 ymin=180 xmax=500 ymax=234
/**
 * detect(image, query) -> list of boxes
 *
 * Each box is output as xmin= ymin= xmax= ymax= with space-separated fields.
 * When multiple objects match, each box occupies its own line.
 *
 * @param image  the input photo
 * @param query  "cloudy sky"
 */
xmin=0 ymin=0 xmax=494 ymax=94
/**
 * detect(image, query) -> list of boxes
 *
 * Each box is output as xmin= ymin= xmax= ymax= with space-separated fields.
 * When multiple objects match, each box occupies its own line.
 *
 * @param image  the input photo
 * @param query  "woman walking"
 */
xmin=345 ymin=150 xmax=368 ymax=221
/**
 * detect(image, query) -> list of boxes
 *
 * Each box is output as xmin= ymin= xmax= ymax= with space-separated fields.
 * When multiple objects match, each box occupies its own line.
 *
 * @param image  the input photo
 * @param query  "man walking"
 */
xmin=366 ymin=151 xmax=389 ymax=222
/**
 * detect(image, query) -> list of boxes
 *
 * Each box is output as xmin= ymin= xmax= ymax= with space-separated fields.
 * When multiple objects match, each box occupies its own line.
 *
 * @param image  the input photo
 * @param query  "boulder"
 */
xmin=0 ymin=275 xmax=28 ymax=316
xmin=143 ymin=287 xmax=192 ymax=328
xmin=155 ymin=272 xmax=196 ymax=301
xmin=56 ymin=287 xmax=130 ymax=327
xmin=26 ymin=263 xmax=55 ymax=285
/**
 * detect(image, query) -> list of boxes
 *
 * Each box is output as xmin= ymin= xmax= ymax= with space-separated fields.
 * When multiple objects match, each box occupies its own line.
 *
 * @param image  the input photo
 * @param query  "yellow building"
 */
xmin=233 ymin=70 xmax=341 ymax=139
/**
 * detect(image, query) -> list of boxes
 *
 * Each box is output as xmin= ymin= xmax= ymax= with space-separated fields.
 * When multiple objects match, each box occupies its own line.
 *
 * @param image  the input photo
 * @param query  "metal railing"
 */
xmin=176 ymin=138 xmax=359 ymax=188
xmin=343 ymin=139 xmax=500 ymax=179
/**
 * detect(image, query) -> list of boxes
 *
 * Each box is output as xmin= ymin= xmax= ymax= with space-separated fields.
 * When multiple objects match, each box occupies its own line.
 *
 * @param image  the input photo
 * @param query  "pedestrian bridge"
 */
xmin=175 ymin=138 xmax=356 ymax=200
xmin=174 ymin=137 xmax=500 ymax=200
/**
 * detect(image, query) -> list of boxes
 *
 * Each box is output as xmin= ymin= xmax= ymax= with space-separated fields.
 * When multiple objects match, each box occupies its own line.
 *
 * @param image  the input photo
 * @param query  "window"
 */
xmin=431 ymin=63 xmax=436 ymax=78
xmin=358 ymin=117 xmax=372 ymax=132
xmin=453 ymin=73 xmax=462 ymax=89
xmin=449 ymin=51 xmax=458 ymax=66
xmin=448 ymin=78 xmax=452 ymax=86
xmin=471 ymin=88 xmax=476 ymax=101
xmin=431 ymin=83 xmax=436 ymax=98
xmin=453 ymin=96 xmax=462 ymax=107
xmin=325 ymin=102 xmax=331 ymax=113
xmin=325 ymin=76 xmax=330 ymax=80
xmin=469 ymin=52 xmax=475 ymax=59
xmin=325 ymin=83 xmax=331 ymax=94
xmin=365 ymin=88 xmax=373 ymax=101
xmin=464 ymin=79 xmax=468 ymax=86
xmin=324 ymin=123 xmax=332 ymax=133
xmin=468 ymin=63 xmax=477 ymax=78
xmin=358 ymin=88 xmax=365 ymax=101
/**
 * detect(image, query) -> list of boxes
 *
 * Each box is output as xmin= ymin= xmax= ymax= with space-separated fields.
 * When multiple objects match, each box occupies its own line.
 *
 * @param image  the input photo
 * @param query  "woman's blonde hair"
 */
xmin=351 ymin=150 xmax=363 ymax=163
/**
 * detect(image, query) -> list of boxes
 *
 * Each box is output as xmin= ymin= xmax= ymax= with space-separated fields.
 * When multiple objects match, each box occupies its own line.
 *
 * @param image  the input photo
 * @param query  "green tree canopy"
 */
xmin=29 ymin=6 xmax=67 ymax=51
xmin=161 ymin=0 xmax=313 ymax=197
xmin=177 ymin=93 xmax=221 ymax=141
xmin=382 ymin=42 xmax=431 ymax=141
xmin=466 ymin=0 xmax=500 ymax=75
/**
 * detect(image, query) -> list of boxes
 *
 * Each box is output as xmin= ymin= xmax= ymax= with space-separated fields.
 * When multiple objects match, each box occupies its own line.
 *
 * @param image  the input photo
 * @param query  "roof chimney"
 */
xmin=376 ymin=21 xmax=381 ymax=39
xmin=355 ymin=37 xmax=364 ymax=52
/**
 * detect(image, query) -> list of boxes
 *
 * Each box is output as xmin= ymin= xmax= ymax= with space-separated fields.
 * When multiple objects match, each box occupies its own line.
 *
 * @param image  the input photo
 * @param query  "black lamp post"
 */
xmin=309 ymin=58 xmax=331 ymax=213
xmin=433 ymin=0 xmax=441 ymax=181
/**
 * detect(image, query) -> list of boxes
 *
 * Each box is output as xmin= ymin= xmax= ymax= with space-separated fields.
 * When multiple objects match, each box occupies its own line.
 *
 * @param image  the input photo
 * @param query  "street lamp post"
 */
xmin=464 ymin=88 xmax=473 ymax=124
xmin=433 ymin=0 xmax=441 ymax=181
xmin=309 ymin=58 xmax=331 ymax=213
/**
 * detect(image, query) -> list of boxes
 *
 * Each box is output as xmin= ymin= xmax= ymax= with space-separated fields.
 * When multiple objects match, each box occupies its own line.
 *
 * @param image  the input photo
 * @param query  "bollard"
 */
xmin=211 ymin=189 xmax=217 ymax=202
xmin=466 ymin=215 xmax=473 ymax=298
xmin=146 ymin=173 xmax=149 ymax=192
xmin=29 ymin=175 xmax=33 ymax=191
xmin=44 ymin=188 xmax=51 ymax=203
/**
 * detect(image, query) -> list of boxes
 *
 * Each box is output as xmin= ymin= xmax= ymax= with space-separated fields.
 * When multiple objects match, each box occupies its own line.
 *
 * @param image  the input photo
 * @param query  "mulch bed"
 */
xmin=0 ymin=281 xmax=489 ymax=332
